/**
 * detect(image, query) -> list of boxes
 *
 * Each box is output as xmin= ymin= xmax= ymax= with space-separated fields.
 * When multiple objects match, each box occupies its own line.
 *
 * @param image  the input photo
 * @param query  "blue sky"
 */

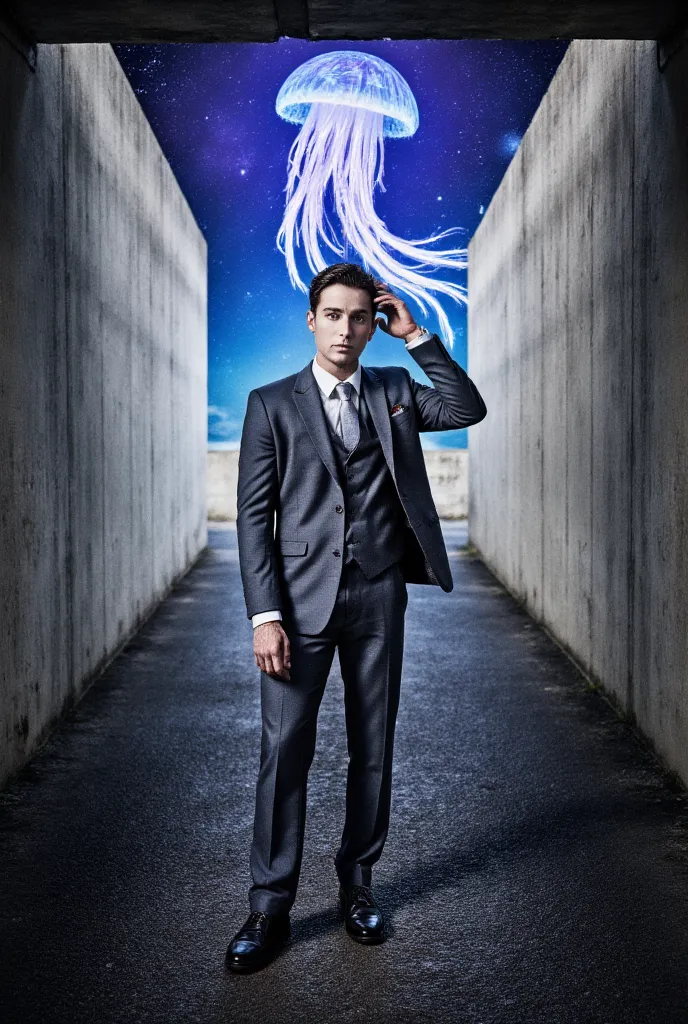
xmin=115 ymin=39 xmax=568 ymax=448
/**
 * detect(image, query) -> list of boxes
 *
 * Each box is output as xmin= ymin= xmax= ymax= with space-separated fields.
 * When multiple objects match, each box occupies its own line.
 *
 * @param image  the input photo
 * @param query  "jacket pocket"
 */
xmin=280 ymin=540 xmax=309 ymax=556
xmin=390 ymin=408 xmax=412 ymax=425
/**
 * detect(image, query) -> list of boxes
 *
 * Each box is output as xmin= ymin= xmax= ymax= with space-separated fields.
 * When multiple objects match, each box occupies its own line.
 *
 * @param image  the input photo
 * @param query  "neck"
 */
xmin=315 ymin=351 xmax=358 ymax=381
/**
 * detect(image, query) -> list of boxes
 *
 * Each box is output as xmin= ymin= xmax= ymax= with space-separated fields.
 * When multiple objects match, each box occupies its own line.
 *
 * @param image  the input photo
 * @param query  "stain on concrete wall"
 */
xmin=0 ymin=42 xmax=207 ymax=787
xmin=468 ymin=40 xmax=688 ymax=784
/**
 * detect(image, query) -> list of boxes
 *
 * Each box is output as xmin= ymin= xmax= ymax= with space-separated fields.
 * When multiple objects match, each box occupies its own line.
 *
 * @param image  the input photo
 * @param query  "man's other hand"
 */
xmin=254 ymin=621 xmax=292 ymax=680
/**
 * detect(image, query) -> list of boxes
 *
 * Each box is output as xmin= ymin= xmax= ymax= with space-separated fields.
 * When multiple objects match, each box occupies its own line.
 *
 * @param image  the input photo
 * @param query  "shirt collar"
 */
xmin=311 ymin=356 xmax=361 ymax=398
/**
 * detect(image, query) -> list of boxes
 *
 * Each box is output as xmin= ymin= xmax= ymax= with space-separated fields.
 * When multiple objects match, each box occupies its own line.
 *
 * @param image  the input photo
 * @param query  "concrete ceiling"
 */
xmin=5 ymin=0 xmax=686 ymax=43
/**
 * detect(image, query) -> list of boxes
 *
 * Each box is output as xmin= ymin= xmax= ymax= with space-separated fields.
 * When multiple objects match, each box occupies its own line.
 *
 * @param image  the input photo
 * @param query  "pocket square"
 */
xmin=390 ymin=404 xmax=406 ymax=417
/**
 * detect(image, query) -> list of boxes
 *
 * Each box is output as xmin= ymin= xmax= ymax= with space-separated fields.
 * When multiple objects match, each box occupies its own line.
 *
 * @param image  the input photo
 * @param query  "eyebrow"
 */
xmin=321 ymin=306 xmax=370 ymax=314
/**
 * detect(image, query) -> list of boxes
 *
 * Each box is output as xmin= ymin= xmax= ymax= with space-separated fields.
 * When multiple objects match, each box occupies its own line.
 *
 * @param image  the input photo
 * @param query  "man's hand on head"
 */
xmin=373 ymin=280 xmax=421 ymax=342
xmin=254 ymin=621 xmax=291 ymax=681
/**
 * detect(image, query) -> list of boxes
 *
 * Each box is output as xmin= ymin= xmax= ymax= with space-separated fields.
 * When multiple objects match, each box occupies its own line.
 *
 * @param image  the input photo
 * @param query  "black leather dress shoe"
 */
xmin=339 ymin=884 xmax=385 ymax=944
xmin=225 ymin=910 xmax=291 ymax=973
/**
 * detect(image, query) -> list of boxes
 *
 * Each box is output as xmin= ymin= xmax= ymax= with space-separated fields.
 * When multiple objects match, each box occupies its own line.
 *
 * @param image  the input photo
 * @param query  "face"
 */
xmin=306 ymin=283 xmax=376 ymax=377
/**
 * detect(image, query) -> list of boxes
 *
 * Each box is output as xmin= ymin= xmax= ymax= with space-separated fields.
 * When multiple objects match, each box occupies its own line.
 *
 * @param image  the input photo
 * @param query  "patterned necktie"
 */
xmin=336 ymin=381 xmax=360 ymax=451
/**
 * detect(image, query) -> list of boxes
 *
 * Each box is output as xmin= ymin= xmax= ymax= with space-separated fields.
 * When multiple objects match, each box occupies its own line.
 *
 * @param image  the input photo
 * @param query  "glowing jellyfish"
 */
xmin=275 ymin=50 xmax=467 ymax=347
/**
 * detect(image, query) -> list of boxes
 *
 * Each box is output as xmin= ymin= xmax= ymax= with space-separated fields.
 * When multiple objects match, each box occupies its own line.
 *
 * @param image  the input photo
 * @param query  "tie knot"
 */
xmin=336 ymin=382 xmax=353 ymax=402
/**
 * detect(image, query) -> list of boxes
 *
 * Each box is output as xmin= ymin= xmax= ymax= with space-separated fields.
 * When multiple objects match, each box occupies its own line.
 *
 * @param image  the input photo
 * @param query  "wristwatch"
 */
xmin=406 ymin=324 xmax=433 ymax=345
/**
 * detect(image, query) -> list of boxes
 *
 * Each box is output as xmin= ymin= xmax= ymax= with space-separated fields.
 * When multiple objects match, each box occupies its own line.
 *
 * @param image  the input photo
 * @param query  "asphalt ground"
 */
xmin=1 ymin=522 xmax=688 ymax=1024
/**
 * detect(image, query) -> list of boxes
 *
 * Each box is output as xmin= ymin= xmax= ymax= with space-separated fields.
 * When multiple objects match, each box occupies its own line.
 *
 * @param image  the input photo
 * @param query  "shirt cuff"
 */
xmin=252 ymin=610 xmax=283 ymax=629
xmin=405 ymin=328 xmax=433 ymax=350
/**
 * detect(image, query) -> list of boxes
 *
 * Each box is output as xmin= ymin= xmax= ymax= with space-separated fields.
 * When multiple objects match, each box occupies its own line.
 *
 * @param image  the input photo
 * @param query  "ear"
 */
xmin=306 ymin=309 xmax=315 ymax=332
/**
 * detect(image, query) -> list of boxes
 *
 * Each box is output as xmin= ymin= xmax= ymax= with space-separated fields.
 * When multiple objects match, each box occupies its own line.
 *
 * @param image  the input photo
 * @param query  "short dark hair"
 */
xmin=309 ymin=262 xmax=377 ymax=315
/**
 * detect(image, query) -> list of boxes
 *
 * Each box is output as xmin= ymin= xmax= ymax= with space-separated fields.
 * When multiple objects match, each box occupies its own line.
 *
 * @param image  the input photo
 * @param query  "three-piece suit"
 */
xmin=236 ymin=333 xmax=487 ymax=914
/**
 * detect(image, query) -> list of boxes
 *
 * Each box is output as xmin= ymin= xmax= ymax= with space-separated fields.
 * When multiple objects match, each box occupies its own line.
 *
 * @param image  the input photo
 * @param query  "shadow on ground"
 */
xmin=1 ymin=522 xmax=688 ymax=1023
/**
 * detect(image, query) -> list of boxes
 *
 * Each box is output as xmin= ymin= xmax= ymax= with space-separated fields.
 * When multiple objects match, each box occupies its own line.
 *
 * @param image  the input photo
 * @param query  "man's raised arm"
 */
xmin=405 ymin=333 xmax=487 ymax=432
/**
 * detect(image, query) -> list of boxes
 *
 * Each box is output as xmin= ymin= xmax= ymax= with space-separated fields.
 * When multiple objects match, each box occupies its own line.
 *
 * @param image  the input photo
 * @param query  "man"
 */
xmin=226 ymin=262 xmax=486 ymax=973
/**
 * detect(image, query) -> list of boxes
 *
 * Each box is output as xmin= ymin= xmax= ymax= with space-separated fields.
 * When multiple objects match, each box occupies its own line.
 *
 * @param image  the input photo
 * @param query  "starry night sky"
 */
xmin=114 ymin=39 xmax=569 ymax=449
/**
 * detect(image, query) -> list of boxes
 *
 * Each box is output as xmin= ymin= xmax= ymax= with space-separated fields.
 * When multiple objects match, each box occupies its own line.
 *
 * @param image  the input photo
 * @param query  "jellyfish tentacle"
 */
xmin=332 ymin=104 xmax=467 ymax=345
xmin=278 ymin=117 xmax=342 ymax=287
xmin=276 ymin=100 xmax=468 ymax=347
xmin=342 ymin=106 xmax=469 ymax=270
xmin=277 ymin=104 xmax=351 ymax=287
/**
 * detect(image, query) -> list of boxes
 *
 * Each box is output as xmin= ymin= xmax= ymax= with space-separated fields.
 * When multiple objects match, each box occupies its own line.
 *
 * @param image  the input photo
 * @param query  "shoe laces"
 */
xmin=244 ymin=910 xmax=269 ymax=933
xmin=348 ymin=884 xmax=375 ymax=906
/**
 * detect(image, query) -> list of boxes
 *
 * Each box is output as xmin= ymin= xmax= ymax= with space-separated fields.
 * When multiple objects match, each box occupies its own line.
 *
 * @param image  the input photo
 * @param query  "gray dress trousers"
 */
xmin=248 ymin=537 xmax=408 ymax=914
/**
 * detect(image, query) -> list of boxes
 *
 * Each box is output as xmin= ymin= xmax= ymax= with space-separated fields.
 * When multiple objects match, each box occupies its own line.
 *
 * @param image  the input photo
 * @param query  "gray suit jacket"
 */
xmin=237 ymin=334 xmax=487 ymax=634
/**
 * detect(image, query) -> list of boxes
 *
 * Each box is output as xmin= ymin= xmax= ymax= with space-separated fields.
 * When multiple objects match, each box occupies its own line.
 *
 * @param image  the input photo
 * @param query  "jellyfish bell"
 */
xmin=275 ymin=50 xmax=419 ymax=138
xmin=275 ymin=50 xmax=467 ymax=347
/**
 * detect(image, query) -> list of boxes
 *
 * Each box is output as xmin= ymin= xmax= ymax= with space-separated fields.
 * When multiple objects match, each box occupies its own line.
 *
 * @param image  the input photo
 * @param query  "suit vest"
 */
xmin=327 ymin=383 xmax=407 ymax=578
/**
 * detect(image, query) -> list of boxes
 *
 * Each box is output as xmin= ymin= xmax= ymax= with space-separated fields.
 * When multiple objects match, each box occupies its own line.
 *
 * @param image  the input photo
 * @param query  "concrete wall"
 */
xmin=468 ymin=40 xmax=688 ymax=784
xmin=0 ymin=41 xmax=207 ymax=788
xmin=208 ymin=448 xmax=469 ymax=521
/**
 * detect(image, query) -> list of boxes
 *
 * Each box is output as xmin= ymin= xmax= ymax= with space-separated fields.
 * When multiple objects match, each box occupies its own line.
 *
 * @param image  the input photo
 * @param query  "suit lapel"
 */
xmin=292 ymin=363 xmax=340 ymax=487
xmin=361 ymin=366 xmax=396 ymax=483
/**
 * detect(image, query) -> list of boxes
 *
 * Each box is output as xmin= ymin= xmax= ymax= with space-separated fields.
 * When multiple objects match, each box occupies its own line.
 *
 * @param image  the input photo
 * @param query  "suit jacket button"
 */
xmin=335 ymin=504 xmax=343 ymax=514
xmin=333 ymin=550 xmax=341 ymax=557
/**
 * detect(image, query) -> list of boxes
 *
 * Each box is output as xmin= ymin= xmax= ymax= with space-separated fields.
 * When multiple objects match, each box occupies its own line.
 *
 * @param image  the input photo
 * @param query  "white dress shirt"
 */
xmin=311 ymin=357 xmax=362 ymax=432
xmin=251 ymin=330 xmax=433 ymax=628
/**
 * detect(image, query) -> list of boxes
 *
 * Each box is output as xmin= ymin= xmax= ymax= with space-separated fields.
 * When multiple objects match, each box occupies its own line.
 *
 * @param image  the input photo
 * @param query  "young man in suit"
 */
xmin=227 ymin=262 xmax=486 ymax=973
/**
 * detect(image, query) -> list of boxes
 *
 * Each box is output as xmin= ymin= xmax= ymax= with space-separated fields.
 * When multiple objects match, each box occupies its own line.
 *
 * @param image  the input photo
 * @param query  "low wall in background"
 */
xmin=468 ymin=40 xmax=688 ymax=786
xmin=0 ymin=42 xmax=207 ymax=788
xmin=208 ymin=448 xmax=468 ymax=521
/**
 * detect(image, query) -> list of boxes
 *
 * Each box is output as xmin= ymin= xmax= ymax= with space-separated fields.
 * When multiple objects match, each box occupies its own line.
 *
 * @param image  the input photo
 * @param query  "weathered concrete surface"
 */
xmin=207 ymin=449 xmax=241 ymax=521
xmin=0 ymin=41 xmax=207 ymax=788
xmin=208 ymin=448 xmax=469 ymax=521
xmin=7 ymin=0 xmax=686 ymax=43
xmin=1 ymin=523 xmax=688 ymax=1023
xmin=468 ymin=41 xmax=688 ymax=784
